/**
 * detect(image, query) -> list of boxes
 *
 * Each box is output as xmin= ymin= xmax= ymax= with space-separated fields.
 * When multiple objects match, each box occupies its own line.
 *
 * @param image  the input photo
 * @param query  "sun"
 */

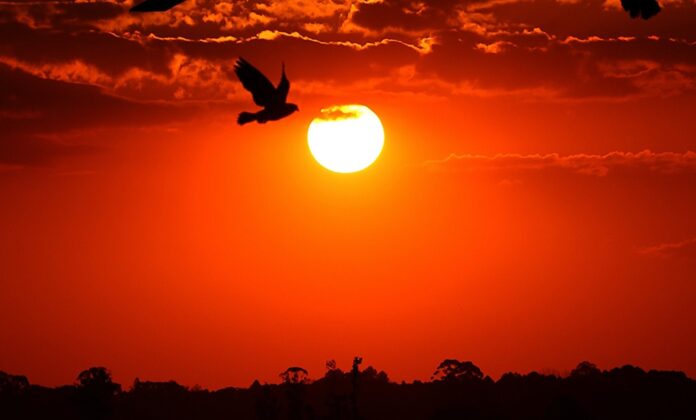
xmin=307 ymin=104 xmax=384 ymax=173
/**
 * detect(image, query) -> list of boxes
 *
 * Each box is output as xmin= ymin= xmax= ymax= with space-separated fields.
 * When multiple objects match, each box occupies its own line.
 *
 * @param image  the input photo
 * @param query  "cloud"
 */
xmin=424 ymin=150 xmax=696 ymax=177
xmin=475 ymin=40 xmax=516 ymax=54
xmin=419 ymin=31 xmax=696 ymax=100
xmin=2 ymin=0 xmax=696 ymax=110
xmin=0 ymin=63 xmax=194 ymax=165
xmin=0 ymin=133 xmax=96 ymax=167
xmin=637 ymin=237 xmax=696 ymax=258
xmin=2 ymin=0 xmax=695 ymax=171
xmin=468 ymin=0 xmax=696 ymax=40
xmin=315 ymin=105 xmax=360 ymax=121
xmin=343 ymin=0 xmax=457 ymax=35
xmin=0 ymin=0 xmax=128 ymax=30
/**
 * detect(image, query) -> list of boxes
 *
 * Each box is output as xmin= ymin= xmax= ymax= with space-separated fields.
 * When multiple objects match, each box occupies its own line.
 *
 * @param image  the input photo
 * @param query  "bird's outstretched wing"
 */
xmin=234 ymin=58 xmax=279 ymax=107
xmin=130 ymin=0 xmax=185 ymax=12
xmin=277 ymin=63 xmax=290 ymax=103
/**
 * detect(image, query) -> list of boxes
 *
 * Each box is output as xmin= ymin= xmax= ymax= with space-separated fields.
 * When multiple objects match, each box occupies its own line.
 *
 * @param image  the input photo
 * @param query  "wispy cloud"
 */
xmin=637 ymin=237 xmax=696 ymax=258
xmin=424 ymin=150 xmax=696 ymax=177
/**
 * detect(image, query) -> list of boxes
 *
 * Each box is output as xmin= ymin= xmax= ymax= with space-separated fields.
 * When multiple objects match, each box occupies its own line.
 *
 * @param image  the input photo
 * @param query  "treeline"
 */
xmin=1 ymin=359 xmax=695 ymax=419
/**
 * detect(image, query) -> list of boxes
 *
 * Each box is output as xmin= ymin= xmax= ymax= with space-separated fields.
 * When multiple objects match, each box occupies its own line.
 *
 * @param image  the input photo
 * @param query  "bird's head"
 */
xmin=289 ymin=103 xmax=299 ymax=113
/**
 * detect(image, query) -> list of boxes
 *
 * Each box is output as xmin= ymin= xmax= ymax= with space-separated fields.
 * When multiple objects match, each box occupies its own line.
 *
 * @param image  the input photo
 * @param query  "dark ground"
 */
xmin=2 ymin=359 xmax=694 ymax=419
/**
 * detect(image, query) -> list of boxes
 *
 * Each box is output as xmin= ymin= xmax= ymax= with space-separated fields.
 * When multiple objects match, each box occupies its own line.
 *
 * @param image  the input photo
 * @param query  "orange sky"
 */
xmin=1 ymin=0 xmax=696 ymax=389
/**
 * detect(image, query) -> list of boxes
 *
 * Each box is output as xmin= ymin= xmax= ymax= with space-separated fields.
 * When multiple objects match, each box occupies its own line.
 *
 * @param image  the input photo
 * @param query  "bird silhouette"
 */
xmin=130 ymin=0 xmax=185 ymax=12
xmin=621 ymin=0 xmax=661 ymax=19
xmin=233 ymin=58 xmax=299 ymax=125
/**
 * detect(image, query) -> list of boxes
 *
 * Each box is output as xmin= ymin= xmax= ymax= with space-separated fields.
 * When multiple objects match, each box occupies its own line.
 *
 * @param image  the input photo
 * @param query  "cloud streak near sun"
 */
xmin=424 ymin=150 xmax=696 ymax=177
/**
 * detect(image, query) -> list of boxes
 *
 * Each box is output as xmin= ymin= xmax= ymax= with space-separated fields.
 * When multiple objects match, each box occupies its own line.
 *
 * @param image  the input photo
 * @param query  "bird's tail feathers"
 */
xmin=237 ymin=112 xmax=256 ymax=125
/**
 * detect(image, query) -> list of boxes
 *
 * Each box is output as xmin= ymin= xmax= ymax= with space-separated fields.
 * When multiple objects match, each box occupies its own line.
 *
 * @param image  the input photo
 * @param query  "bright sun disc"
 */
xmin=307 ymin=104 xmax=384 ymax=173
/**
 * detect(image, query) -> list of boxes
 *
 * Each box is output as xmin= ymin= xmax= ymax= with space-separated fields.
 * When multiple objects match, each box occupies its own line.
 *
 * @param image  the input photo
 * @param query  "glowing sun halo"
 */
xmin=307 ymin=105 xmax=384 ymax=173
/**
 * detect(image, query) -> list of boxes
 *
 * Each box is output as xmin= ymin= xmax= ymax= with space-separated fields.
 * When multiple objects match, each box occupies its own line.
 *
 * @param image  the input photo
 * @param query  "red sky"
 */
xmin=1 ymin=0 xmax=695 ymax=389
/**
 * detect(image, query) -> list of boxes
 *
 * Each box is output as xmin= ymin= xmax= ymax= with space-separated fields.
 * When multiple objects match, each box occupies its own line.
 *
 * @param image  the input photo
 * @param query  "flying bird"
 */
xmin=621 ymin=0 xmax=661 ymax=19
xmin=233 ymin=58 xmax=299 ymax=125
xmin=130 ymin=0 xmax=185 ymax=12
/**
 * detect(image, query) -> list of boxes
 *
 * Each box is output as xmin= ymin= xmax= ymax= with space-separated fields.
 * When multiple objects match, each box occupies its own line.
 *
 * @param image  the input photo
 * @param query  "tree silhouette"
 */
xmin=432 ymin=359 xmax=484 ymax=382
xmin=279 ymin=367 xmax=309 ymax=385
xmin=76 ymin=367 xmax=121 ymax=420
xmin=570 ymin=361 xmax=601 ymax=378
xmin=351 ymin=356 xmax=363 ymax=419
xmin=0 ymin=371 xmax=29 ymax=396
xmin=77 ymin=367 xmax=121 ymax=395
xmin=280 ymin=367 xmax=310 ymax=420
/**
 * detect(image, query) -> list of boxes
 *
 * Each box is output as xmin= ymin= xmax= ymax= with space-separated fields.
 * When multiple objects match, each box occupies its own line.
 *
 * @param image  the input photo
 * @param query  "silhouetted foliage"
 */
xmin=280 ymin=367 xmax=310 ymax=385
xmin=571 ymin=361 xmax=602 ymax=378
xmin=0 ymin=371 xmax=29 ymax=396
xmin=622 ymin=0 xmax=661 ymax=19
xmin=432 ymin=359 xmax=484 ymax=382
xmin=350 ymin=356 xmax=364 ymax=419
xmin=279 ymin=367 xmax=310 ymax=420
xmin=75 ymin=367 xmax=121 ymax=420
xmin=1 ymin=360 xmax=695 ymax=420
xmin=76 ymin=367 xmax=121 ymax=395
